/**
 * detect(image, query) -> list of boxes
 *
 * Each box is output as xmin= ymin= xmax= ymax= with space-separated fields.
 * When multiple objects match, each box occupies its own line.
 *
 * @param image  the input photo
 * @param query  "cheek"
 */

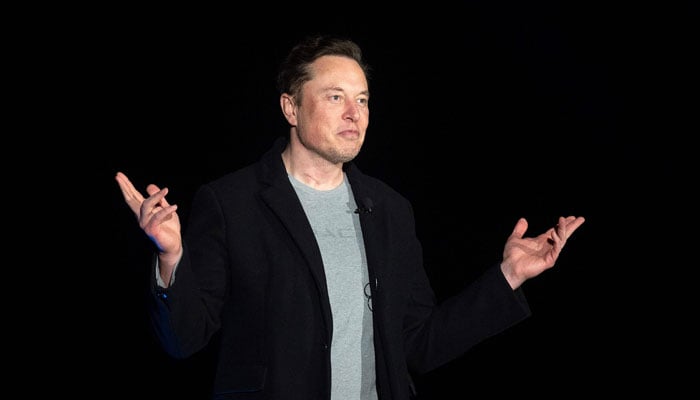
xmin=360 ymin=113 xmax=370 ymax=131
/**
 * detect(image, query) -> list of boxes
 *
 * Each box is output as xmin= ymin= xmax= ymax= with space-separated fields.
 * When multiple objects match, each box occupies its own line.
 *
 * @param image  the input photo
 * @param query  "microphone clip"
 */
xmin=354 ymin=197 xmax=374 ymax=214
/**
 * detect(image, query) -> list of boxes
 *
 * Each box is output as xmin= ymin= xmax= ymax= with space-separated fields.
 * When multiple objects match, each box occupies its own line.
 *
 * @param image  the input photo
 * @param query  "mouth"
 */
xmin=338 ymin=129 xmax=360 ymax=139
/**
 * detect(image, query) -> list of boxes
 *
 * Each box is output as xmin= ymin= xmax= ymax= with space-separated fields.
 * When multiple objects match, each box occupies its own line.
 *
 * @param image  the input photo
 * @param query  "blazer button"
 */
xmin=155 ymin=289 xmax=168 ymax=300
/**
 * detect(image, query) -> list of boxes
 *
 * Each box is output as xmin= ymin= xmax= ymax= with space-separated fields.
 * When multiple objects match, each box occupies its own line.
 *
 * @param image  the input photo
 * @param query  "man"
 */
xmin=115 ymin=35 xmax=585 ymax=399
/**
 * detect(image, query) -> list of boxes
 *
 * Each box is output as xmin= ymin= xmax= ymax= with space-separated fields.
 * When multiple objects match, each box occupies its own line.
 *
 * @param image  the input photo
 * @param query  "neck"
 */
xmin=282 ymin=140 xmax=345 ymax=191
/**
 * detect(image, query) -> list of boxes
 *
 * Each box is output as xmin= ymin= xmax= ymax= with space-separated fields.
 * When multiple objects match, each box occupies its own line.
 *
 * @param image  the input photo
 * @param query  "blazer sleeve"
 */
xmin=403 ymin=260 xmax=531 ymax=374
xmin=147 ymin=184 xmax=229 ymax=359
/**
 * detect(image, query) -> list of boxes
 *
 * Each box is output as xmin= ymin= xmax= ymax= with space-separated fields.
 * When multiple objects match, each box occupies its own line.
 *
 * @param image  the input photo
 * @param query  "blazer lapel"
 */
xmin=344 ymin=165 xmax=388 ymax=312
xmin=258 ymin=138 xmax=334 ymax=341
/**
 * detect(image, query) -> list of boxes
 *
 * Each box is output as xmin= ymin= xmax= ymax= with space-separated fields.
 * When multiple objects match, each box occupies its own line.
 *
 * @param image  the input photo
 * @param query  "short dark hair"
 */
xmin=276 ymin=35 xmax=371 ymax=101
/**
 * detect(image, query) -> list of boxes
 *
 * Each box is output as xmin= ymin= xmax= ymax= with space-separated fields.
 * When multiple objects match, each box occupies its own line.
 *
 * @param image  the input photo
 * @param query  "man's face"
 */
xmin=293 ymin=55 xmax=370 ymax=165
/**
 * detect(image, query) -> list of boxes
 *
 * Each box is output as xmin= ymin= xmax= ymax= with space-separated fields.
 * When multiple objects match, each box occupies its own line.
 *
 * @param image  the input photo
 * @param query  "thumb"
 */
xmin=510 ymin=217 xmax=528 ymax=240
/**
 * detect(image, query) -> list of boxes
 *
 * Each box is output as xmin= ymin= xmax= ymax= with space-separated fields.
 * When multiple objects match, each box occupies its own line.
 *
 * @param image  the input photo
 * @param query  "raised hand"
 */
xmin=115 ymin=172 xmax=183 ymax=271
xmin=500 ymin=216 xmax=585 ymax=289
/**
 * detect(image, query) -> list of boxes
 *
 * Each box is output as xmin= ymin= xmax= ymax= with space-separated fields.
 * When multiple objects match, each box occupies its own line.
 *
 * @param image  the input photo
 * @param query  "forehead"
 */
xmin=308 ymin=55 xmax=368 ymax=90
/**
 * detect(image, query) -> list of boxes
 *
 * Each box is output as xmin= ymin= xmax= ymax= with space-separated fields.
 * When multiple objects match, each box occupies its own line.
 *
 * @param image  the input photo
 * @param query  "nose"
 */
xmin=344 ymin=101 xmax=361 ymax=122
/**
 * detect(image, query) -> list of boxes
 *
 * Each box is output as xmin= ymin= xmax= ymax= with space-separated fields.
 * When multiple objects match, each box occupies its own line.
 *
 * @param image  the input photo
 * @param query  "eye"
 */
xmin=357 ymin=97 xmax=369 ymax=107
xmin=330 ymin=95 xmax=342 ymax=103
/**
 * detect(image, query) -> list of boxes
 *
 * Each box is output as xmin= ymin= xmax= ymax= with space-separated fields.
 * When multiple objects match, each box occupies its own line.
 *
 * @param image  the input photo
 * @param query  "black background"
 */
xmin=63 ymin=2 xmax=695 ymax=398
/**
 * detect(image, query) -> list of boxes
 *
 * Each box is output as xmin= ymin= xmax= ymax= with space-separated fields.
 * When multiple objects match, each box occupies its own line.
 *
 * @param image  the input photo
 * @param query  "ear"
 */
xmin=280 ymin=94 xmax=297 ymax=126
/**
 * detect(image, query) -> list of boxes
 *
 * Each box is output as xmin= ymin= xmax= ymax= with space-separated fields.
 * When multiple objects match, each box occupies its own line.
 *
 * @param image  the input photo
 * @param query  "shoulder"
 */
xmin=201 ymin=136 xmax=288 ymax=195
xmin=345 ymin=162 xmax=413 ymax=211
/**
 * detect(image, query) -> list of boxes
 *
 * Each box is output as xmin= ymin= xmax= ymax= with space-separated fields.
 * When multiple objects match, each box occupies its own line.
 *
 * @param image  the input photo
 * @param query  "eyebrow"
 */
xmin=325 ymin=86 xmax=370 ymax=97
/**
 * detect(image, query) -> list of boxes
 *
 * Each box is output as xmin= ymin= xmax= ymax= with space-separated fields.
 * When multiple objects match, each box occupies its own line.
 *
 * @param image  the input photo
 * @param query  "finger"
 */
xmin=144 ymin=204 xmax=179 ymax=233
xmin=143 ymin=186 xmax=170 ymax=210
xmin=558 ymin=216 xmax=585 ymax=240
xmin=509 ymin=218 xmax=528 ymax=240
xmin=152 ymin=204 xmax=178 ymax=223
xmin=115 ymin=172 xmax=145 ymax=214
xmin=115 ymin=172 xmax=143 ymax=202
xmin=557 ymin=216 xmax=568 ymax=239
xmin=568 ymin=216 xmax=586 ymax=233
xmin=147 ymin=184 xmax=172 ymax=208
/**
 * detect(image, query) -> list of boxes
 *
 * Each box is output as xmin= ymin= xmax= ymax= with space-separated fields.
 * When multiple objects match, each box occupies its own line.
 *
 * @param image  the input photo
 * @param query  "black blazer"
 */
xmin=149 ymin=137 xmax=531 ymax=399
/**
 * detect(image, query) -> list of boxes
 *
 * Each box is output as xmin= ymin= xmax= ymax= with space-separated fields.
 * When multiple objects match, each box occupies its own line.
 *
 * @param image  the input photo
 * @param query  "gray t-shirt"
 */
xmin=289 ymin=173 xmax=377 ymax=400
